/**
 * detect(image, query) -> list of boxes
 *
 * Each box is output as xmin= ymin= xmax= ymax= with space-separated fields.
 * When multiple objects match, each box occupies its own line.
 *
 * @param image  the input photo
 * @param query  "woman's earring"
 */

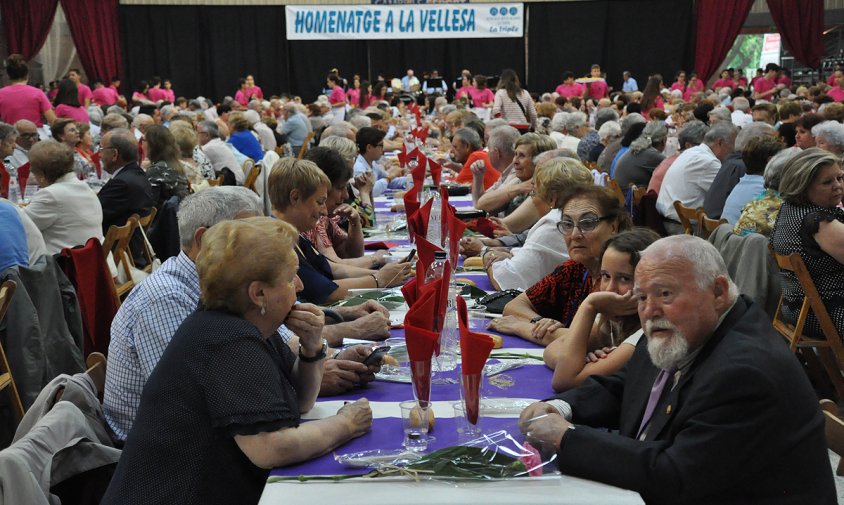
xmin=260 ymin=303 xmax=267 ymax=316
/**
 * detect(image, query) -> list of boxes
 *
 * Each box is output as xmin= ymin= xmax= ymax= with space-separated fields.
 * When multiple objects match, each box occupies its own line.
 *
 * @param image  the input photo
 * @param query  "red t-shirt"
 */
xmin=0 ymin=84 xmax=52 ymax=126
xmin=753 ymin=77 xmax=777 ymax=96
xmin=454 ymin=150 xmax=500 ymax=189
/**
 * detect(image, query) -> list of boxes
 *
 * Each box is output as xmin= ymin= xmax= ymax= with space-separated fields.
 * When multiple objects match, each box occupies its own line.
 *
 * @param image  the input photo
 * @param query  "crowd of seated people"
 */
xmin=2 ymin=53 xmax=844 ymax=505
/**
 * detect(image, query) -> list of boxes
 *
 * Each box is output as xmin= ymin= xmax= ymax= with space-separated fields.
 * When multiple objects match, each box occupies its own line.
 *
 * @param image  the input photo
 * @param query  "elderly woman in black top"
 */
xmin=101 ymin=217 xmax=372 ymax=505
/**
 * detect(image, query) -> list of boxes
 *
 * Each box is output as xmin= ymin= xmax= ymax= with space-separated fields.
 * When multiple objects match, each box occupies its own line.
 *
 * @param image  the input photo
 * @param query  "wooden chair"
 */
xmin=770 ymin=249 xmax=844 ymax=398
xmin=631 ymin=185 xmax=648 ymax=209
xmin=244 ymin=163 xmax=262 ymax=194
xmin=85 ymin=352 xmax=107 ymax=398
xmin=606 ymin=178 xmax=626 ymax=206
xmin=696 ymin=209 xmax=727 ymax=239
xmin=208 ymin=176 xmax=224 ymax=187
xmin=297 ymin=132 xmax=315 ymax=159
xmin=673 ymin=200 xmax=702 ymax=235
xmin=0 ymin=280 xmax=25 ymax=423
xmin=102 ymin=216 xmax=140 ymax=307
xmin=242 ymin=158 xmax=255 ymax=179
xmin=137 ymin=207 xmax=157 ymax=232
xmin=820 ymin=399 xmax=844 ymax=475
xmin=132 ymin=212 xmax=158 ymax=274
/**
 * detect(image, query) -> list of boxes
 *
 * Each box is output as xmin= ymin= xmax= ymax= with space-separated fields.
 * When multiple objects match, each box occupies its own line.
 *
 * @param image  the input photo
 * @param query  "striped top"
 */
xmin=492 ymin=88 xmax=537 ymax=129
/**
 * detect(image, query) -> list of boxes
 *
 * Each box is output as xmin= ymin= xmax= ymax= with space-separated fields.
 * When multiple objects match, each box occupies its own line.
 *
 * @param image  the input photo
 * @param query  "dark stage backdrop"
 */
xmin=119 ymin=1 xmax=693 ymax=104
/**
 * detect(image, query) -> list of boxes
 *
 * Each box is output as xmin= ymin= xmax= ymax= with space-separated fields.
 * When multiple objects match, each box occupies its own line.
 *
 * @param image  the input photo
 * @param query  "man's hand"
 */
xmin=531 ymin=318 xmax=564 ymax=344
xmin=347 ymin=311 xmax=391 ymax=340
xmin=459 ymin=236 xmax=484 ymax=257
xmin=518 ymin=401 xmax=557 ymax=434
xmin=523 ymin=413 xmax=572 ymax=457
xmin=376 ymin=262 xmax=413 ymax=287
xmin=337 ymin=344 xmax=383 ymax=379
xmin=319 ymin=359 xmax=370 ymax=396
xmin=337 ymin=398 xmax=372 ymax=438
xmin=354 ymin=172 xmax=374 ymax=193
xmin=482 ymin=249 xmax=512 ymax=270
xmin=286 ymin=303 xmax=325 ymax=352
xmin=337 ymin=299 xmax=390 ymax=319
xmin=470 ymin=159 xmax=486 ymax=179
xmin=333 ymin=203 xmax=360 ymax=228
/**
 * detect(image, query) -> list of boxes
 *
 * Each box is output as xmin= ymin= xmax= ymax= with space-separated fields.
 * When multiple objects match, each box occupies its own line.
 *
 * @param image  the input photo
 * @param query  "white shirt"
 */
xmin=550 ymin=132 xmax=580 ymax=153
xmin=731 ymin=110 xmax=753 ymax=129
xmin=253 ymin=122 xmax=277 ymax=152
xmin=23 ymin=172 xmax=103 ymax=254
xmin=5 ymin=145 xmax=28 ymax=169
xmin=656 ymin=143 xmax=721 ymax=221
xmin=202 ymin=138 xmax=244 ymax=184
xmin=491 ymin=209 xmax=569 ymax=290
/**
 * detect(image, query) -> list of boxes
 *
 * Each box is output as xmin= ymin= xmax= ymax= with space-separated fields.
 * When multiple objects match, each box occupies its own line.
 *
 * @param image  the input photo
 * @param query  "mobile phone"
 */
xmin=363 ymin=345 xmax=391 ymax=366
xmin=400 ymin=249 xmax=417 ymax=264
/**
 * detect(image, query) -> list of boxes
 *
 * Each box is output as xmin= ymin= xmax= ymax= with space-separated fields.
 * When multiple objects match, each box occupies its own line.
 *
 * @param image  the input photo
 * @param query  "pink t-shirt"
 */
xmin=234 ymin=90 xmax=249 ymax=106
xmin=163 ymin=89 xmax=175 ymax=102
xmin=244 ymin=86 xmax=263 ymax=100
xmin=147 ymin=87 xmax=168 ymax=102
xmin=753 ymin=77 xmax=777 ymax=96
xmin=0 ymin=84 xmax=52 ymax=126
xmin=586 ymin=80 xmax=608 ymax=99
xmin=92 ymin=86 xmax=119 ymax=106
xmin=77 ymin=84 xmax=93 ymax=106
xmin=669 ymin=81 xmax=685 ymax=93
xmin=778 ymin=76 xmax=791 ymax=88
xmin=829 ymin=75 xmax=838 ymax=86
xmin=329 ymin=86 xmax=346 ymax=106
xmin=712 ymin=79 xmax=734 ymax=90
xmin=682 ymin=80 xmax=703 ymax=101
xmin=132 ymin=91 xmax=150 ymax=103
xmin=467 ymin=87 xmax=494 ymax=108
xmin=347 ymin=88 xmax=361 ymax=107
xmin=555 ymin=83 xmax=584 ymax=98
xmin=828 ymin=87 xmax=844 ymax=102
xmin=55 ymin=104 xmax=90 ymax=123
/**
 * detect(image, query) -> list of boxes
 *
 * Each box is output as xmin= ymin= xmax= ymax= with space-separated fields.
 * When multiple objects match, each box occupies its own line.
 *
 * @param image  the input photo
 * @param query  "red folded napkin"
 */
xmin=404 ymin=273 xmax=451 ymax=407
xmin=403 ymin=183 xmax=420 ymax=221
xmin=404 ymin=324 xmax=438 ymax=407
xmin=428 ymin=158 xmax=442 ymax=188
xmin=414 ymin=234 xmax=443 ymax=280
xmin=413 ymin=127 xmax=428 ymax=143
xmin=457 ymin=296 xmax=495 ymax=424
xmin=398 ymin=143 xmax=408 ymax=168
xmin=364 ymin=241 xmax=398 ymax=250
xmin=406 ymin=198 xmax=433 ymax=244
xmin=472 ymin=217 xmax=499 ymax=238
xmin=17 ymin=162 xmax=30 ymax=189
xmin=445 ymin=206 xmax=468 ymax=264
xmin=410 ymin=154 xmax=428 ymax=191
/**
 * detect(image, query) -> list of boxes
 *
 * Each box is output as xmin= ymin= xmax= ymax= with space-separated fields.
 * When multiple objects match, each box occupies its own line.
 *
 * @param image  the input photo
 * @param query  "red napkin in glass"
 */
xmin=413 ymin=127 xmax=428 ymax=143
xmin=17 ymin=162 xmax=30 ymax=188
xmin=398 ymin=142 xmax=408 ymax=168
xmin=364 ymin=241 xmax=398 ymax=251
xmin=403 ymin=183 xmax=420 ymax=220
xmin=429 ymin=158 xmax=442 ymax=187
xmin=406 ymin=198 xmax=433 ymax=244
xmin=410 ymin=154 xmax=427 ymax=191
xmin=457 ymin=296 xmax=494 ymax=424
xmin=414 ymin=234 xmax=443 ymax=278
xmin=445 ymin=206 xmax=468 ymax=265
xmin=404 ymin=322 xmax=437 ymax=407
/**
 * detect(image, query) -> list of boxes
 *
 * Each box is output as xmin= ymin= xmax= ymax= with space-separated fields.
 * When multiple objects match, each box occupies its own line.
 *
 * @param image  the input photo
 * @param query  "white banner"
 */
xmin=285 ymin=4 xmax=523 ymax=40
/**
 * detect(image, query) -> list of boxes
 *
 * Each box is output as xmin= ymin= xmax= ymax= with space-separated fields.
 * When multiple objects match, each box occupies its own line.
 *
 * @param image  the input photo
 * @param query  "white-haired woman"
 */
xmin=550 ymin=111 xmax=588 ymax=154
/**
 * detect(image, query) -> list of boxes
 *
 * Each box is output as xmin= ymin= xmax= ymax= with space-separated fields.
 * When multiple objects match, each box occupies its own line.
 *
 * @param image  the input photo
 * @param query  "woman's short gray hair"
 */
xmin=629 ymin=121 xmax=668 ymax=154
xmin=811 ymin=121 xmax=844 ymax=153
xmin=735 ymin=122 xmax=777 ymax=151
xmin=778 ymin=147 xmax=841 ymax=205
xmin=0 ymin=122 xmax=16 ymax=142
xmin=763 ymin=146 xmax=801 ymax=191
xmin=550 ymin=112 xmax=570 ymax=134
xmin=319 ymin=135 xmax=358 ymax=160
xmin=559 ymin=111 xmax=587 ymax=134
xmin=598 ymin=121 xmax=621 ymax=142
xmin=176 ymin=186 xmax=263 ymax=249
xmin=620 ymin=113 xmax=646 ymax=135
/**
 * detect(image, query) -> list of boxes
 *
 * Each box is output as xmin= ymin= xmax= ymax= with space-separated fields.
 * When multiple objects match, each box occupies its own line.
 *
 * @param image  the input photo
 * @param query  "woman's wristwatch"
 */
xmin=299 ymin=339 xmax=328 ymax=363
xmin=530 ymin=315 xmax=543 ymax=324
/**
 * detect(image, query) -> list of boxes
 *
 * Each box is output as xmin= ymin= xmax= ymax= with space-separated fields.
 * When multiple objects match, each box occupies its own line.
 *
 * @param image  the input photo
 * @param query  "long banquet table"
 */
xmin=258 ymin=192 xmax=644 ymax=505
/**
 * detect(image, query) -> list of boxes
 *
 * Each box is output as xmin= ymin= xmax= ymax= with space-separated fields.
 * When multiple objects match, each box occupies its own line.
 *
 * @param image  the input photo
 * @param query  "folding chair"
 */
xmin=820 ymin=399 xmax=844 ymax=476
xmin=297 ymin=132 xmax=315 ymax=159
xmin=606 ymin=177 xmax=626 ymax=206
xmin=208 ymin=176 xmax=224 ymax=187
xmin=673 ymin=200 xmax=701 ymax=235
xmin=244 ymin=163 xmax=262 ymax=194
xmin=696 ymin=209 xmax=727 ymax=239
xmin=770 ymin=249 xmax=844 ymax=399
xmin=102 ymin=216 xmax=140 ymax=307
xmin=0 ymin=280 xmax=25 ymax=423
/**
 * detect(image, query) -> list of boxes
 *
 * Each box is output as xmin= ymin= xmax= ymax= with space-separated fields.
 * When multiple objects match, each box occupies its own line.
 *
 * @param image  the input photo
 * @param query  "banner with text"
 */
xmin=285 ymin=4 xmax=523 ymax=40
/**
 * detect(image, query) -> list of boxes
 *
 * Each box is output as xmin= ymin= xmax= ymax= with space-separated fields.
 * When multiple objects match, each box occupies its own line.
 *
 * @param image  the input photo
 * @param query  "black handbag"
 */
xmin=477 ymin=289 xmax=522 ymax=314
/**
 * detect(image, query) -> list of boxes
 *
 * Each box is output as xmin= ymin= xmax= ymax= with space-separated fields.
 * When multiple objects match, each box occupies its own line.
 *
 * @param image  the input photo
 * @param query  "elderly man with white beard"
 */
xmin=518 ymin=235 xmax=835 ymax=505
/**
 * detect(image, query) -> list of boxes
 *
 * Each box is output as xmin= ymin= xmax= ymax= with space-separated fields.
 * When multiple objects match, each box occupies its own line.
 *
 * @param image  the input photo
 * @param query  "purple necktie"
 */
xmin=636 ymin=368 xmax=673 ymax=439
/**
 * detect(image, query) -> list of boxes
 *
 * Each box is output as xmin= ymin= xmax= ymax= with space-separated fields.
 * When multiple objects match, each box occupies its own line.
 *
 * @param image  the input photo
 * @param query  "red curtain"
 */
xmin=60 ymin=0 xmax=123 ymax=82
xmin=694 ymin=0 xmax=755 ymax=83
xmin=1 ymin=0 xmax=59 ymax=60
xmin=767 ymin=0 xmax=824 ymax=68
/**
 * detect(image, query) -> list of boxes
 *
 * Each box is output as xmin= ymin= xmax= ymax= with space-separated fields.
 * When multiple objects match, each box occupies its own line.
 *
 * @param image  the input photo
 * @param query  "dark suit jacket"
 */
xmin=552 ymin=296 xmax=836 ymax=505
xmin=702 ymin=151 xmax=746 ymax=219
xmin=98 ymin=163 xmax=153 ymax=263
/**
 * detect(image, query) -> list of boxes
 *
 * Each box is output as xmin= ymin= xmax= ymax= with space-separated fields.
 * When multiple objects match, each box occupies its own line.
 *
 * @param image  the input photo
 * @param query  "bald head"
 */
xmin=14 ymin=119 xmax=38 ymax=150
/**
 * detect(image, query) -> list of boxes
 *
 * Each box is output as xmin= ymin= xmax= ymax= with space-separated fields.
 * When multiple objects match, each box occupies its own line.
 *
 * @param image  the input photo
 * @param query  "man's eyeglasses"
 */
xmin=557 ymin=215 xmax=612 ymax=235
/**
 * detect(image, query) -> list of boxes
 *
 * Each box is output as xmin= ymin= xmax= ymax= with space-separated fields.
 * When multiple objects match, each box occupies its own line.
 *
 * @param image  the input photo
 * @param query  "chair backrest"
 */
xmin=0 ymin=280 xmax=26 ymax=423
xmin=697 ymin=209 xmax=727 ymax=239
xmin=673 ymin=200 xmax=701 ymax=235
xmin=606 ymin=177 xmax=626 ymax=206
xmin=820 ymin=399 xmax=844 ymax=476
xmin=297 ymin=131 xmax=315 ymax=159
xmin=208 ymin=175 xmax=224 ymax=187
xmin=137 ymin=207 xmax=157 ymax=231
xmin=102 ymin=216 xmax=140 ymax=306
xmin=631 ymin=185 xmax=647 ymax=209
xmin=130 ymin=213 xmax=157 ymax=274
xmin=770 ymin=248 xmax=844 ymax=397
xmin=242 ymin=158 xmax=255 ymax=179
xmin=85 ymin=352 xmax=107 ymax=398
xmin=244 ymin=163 xmax=262 ymax=193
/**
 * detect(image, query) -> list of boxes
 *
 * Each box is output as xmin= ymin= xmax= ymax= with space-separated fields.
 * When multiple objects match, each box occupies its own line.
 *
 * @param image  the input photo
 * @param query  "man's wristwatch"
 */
xmin=299 ymin=339 xmax=328 ymax=363
xmin=480 ymin=246 xmax=491 ymax=258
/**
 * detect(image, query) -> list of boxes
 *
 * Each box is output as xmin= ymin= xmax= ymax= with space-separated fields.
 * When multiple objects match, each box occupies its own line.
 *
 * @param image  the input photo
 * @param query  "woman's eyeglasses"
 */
xmin=557 ymin=215 xmax=611 ymax=235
